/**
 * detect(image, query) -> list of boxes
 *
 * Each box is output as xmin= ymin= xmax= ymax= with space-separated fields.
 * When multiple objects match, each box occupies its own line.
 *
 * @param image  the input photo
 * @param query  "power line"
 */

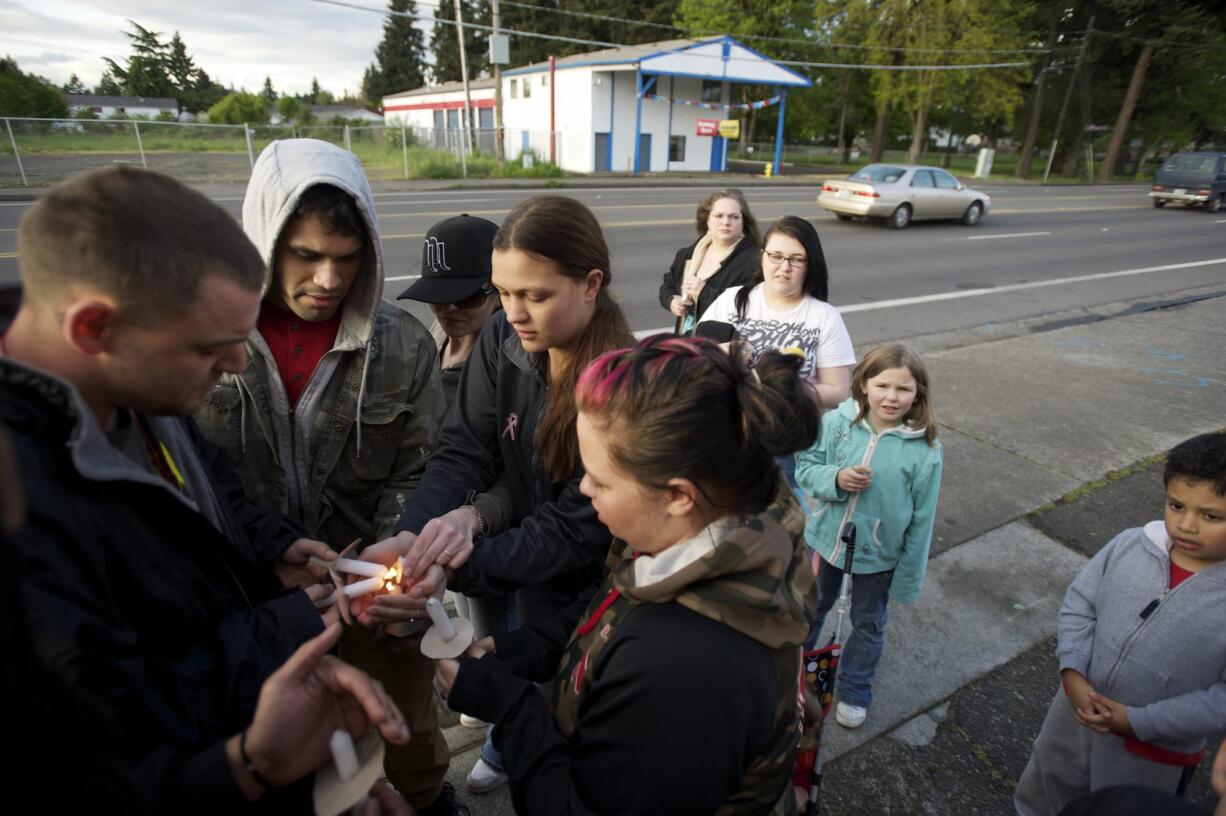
xmin=1085 ymin=27 xmax=1226 ymax=52
xmin=311 ymin=0 xmax=1036 ymax=72
xmin=491 ymin=0 xmax=1053 ymax=55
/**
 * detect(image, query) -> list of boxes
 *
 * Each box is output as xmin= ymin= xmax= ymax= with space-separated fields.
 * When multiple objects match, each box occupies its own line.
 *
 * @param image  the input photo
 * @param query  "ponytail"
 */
xmin=577 ymin=335 xmax=820 ymax=515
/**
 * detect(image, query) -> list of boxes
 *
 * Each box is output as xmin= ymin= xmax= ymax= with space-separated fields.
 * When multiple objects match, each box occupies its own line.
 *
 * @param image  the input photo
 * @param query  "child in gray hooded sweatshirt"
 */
xmin=1015 ymin=431 xmax=1226 ymax=816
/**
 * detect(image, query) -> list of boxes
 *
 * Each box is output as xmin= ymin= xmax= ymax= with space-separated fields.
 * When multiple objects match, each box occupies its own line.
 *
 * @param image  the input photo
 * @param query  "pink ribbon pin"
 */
xmin=502 ymin=412 xmax=519 ymax=441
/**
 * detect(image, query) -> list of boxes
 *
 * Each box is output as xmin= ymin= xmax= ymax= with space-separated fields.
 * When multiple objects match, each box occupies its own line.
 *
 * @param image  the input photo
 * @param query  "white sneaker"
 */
xmin=459 ymin=714 xmax=486 ymax=729
xmin=465 ymin=757 xmax=508 ymax=794
xmin=835 ymin=701 xmax=867 ymax=729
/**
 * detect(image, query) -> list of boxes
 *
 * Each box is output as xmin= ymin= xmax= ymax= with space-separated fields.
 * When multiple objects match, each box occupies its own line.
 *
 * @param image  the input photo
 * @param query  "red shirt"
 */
xmin=1169 ymin=559 xmax=1194 ymax=590
xmin=257 ymin=304 xmax=342 ymax=407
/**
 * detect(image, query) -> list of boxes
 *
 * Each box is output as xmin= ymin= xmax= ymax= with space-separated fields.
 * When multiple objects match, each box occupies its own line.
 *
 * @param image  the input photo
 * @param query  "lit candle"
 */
xmin=309 ymin=556 xmax=386 ymax=579
xmin=425 ymin=597 xmax=457 ymax=641
xmin=342 ymin=576 xmax=383 ymax=598
xmin=329 ymin=729 xmax=359 ymax=782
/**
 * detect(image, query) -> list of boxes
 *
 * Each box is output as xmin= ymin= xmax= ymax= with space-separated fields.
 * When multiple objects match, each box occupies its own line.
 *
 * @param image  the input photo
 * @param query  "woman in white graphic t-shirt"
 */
xmin=699 ymin=215 xmax=856 ymax=410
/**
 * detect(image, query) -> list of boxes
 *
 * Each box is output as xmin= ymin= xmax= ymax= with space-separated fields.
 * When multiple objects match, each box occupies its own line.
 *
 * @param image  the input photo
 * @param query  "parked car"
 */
xmin=1149 ymin=152 xmax=1226 ymax=213
xmin=818 ymin=164 xmax=991 ymax=229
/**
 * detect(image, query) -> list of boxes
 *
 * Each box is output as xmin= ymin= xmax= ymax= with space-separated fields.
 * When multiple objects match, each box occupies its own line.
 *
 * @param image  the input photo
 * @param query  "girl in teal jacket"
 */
xmin=795 ymin=344 xmax=943 ymax=729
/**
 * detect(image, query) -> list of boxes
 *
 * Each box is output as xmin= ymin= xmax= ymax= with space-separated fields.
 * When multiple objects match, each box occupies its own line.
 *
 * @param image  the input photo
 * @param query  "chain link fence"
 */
xmin=1 ymin=117 xmax=564 ymax=187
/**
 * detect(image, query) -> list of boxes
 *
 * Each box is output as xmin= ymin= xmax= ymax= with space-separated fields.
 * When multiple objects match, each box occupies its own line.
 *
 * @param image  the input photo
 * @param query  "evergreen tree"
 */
xmin=431 ymin=0 xmax=489 ymax=84
xmin=311 ymin=77 xmax=323 ymax=103
xmin=262 ymin=76 xmax=277 ymax=105
xmin=362 ymin=0 xmax=427 ymax=103
xmin=165 ymin=33 xmax=198 ymax=91
xmin=102 ymin=21 xmax=175 ymax=99
xmin=62 ymin=73 xmax=88 ymax=94
xmin=96 ymin=71 xmax=122 ymax=96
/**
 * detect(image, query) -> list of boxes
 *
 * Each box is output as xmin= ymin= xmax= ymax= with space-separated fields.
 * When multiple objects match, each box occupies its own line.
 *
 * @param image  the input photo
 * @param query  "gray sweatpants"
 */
xmin=1014 ymin=691 xmax=1185 ymax=816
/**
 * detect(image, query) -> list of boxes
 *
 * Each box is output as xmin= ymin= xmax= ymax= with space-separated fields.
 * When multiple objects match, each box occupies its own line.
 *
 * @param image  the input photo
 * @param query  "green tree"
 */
xmin=103 ymin=21 xmax=176 ymax=99
xmin=431 ymin=0 xmax=490 ymax=84
xmin=165 ymin=33 xmax=198 ymax=91
xmin=187 ymin=68 xmax=228 ymax=113
xmin=0 ymin=57 xmax=69 ymax=117
xmin=262 ymin=76 xmax=277 ymax=105
xmin=310 ymin=77 xmax=323 ymax=103
xmin=207 ymin=91 xmax=269 ymax=124
xmin=363 ymin=0 xmax=428 ymax=103
xmin=62 ymin=73 xmax=88 ymax=94
xmin=276 ymin=95 xmax=315 ymax=124
xmin=96 ymin=70 xmax=122 ymax=96
xmin=1092 ymin=0 xmax=1225 ymax=180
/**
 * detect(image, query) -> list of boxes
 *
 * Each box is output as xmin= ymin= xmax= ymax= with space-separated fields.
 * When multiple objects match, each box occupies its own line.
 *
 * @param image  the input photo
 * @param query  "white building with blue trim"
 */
xmin=383 ymin=36 xmax=810 ymax=174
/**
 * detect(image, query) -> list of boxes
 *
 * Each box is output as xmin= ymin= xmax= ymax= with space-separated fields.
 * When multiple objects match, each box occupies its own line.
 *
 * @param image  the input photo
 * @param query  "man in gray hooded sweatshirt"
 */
xmin=196 ymin=139 xmax=461 ymax=815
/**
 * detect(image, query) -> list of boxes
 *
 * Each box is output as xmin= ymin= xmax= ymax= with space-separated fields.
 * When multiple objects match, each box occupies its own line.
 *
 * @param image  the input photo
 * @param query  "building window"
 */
xmin=541 ymin=74 xmax=548 ymax=87
xmin=669 ymin=135 xmax=686 ymax=163
xmin=701 ymin=80 xmax=722 ymax=103
xmin=523 ymin=78 xmax=532 ymax=98
xmin=510 ymin=79 xmax=518 ymax=99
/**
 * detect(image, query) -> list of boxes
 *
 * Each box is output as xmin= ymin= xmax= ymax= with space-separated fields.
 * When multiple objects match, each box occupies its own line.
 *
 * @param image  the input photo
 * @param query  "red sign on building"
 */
xmin=695 ymin=118 xmax=719 ymax=137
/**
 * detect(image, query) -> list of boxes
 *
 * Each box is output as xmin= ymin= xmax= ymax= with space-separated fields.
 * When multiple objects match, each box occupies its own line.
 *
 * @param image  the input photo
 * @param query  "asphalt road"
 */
xmin=3 ymin=182 xmax=1224 ymax=344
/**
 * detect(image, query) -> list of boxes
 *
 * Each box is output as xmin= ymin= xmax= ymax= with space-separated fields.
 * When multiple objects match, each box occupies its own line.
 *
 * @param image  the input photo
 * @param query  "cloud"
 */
xmin=1 ymin=0 xmax=439 ymax=96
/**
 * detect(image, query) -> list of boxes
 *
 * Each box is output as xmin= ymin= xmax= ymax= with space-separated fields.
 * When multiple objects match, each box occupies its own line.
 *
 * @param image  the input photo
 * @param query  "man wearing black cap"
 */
xmin=399 ymin=214 xmax=501 ymax=413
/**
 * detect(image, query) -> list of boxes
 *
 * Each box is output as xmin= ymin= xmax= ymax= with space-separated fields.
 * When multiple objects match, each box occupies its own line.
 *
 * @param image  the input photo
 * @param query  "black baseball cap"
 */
xmin=397 ymin=214 xmax=499 ymax=304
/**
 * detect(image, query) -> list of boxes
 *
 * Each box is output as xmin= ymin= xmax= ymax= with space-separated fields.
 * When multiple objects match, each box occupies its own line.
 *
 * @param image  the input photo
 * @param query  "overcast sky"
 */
xmin=1 ymin=0 xmax=439 ymax=97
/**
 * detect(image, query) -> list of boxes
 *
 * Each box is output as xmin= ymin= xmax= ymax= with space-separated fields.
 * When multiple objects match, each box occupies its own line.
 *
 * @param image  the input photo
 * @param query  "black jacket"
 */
xmin=450 ymin=593 xmax=781 ymax=815
xmin=0 ymin=353 xmax=322 ymax=812
xmin=658 ymin=237 xmax=760 ymax=322
xmin=395 ymin=312 xmax=609 ymax=624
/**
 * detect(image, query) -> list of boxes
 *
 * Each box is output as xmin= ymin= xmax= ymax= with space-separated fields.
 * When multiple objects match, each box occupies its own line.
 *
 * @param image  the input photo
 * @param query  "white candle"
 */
xmin=329 ymin=729 xmax=359 ymax=782
xmin=309 ymin=556 xmax=387 ymax=578
xmin=334 ymin=558 xmax=387 ymax=578
xmin=342 ymin=576 xmax=383 ymax=598
xmin=425 ymin=597 xmax=457 ymax=641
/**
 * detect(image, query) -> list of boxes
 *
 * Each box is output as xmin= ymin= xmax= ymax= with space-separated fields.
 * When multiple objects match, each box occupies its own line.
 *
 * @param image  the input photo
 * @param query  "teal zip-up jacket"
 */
xmin=795 ymin=397 xmax=943 ymax=604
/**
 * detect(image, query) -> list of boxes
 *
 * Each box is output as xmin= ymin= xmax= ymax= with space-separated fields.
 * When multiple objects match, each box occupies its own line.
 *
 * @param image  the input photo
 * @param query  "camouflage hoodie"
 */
xmin=552 ymin=478 xmax=815 ymax=815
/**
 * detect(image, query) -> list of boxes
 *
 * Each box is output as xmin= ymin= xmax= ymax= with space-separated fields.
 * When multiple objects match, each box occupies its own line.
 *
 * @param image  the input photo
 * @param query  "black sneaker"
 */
xmin=418 ymin=782 xmax=471 ymax=816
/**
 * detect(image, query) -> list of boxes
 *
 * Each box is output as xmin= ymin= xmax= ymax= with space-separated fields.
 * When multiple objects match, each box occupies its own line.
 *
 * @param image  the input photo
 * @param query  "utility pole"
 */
xmin=1044 ymin=16 xmax=1093 ymax=182
xmin=1015 ymin=16 xmax=1059 ymax=179
xmin=453 ymin=0 xmax=474 ymax=153
xmin=492 ymin=0 xmax=504 ymax=166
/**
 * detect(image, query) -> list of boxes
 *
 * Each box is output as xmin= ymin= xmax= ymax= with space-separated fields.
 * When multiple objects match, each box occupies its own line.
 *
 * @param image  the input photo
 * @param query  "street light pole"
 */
xmin=492 ymin=0 xmax=504 ymax=166
xmin=453 ymin=0 xmax=474 ymax=154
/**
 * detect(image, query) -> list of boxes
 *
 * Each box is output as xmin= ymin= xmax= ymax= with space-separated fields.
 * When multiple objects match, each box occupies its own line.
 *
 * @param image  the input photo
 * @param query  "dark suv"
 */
xmin=1149 ymin=152 xmax=1226 ymax=213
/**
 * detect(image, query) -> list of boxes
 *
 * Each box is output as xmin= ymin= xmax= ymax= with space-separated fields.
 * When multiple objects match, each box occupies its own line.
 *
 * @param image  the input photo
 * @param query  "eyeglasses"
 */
xmin=450 ymin=285 xmax=497 ymax=310
xmin=764 ymin=251 xmax=807 ymax=269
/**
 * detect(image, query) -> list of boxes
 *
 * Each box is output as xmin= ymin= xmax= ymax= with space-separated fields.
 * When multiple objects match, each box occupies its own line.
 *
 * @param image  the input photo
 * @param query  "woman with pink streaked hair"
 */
xmin=434 ymin=334 xmax=821 ymax=815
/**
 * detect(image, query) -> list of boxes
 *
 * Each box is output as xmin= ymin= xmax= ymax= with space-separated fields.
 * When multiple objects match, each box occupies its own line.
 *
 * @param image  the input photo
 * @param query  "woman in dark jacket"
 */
xmin=436 ymin=335 xmax=821 ymax=815
xmin=659 ymin=188 xmax=762 ymax=334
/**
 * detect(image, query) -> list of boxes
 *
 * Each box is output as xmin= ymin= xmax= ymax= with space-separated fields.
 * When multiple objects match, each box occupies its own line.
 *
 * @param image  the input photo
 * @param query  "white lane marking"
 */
xmin=1215 ymin=219 xmax=1226 ymax=223
xmin=630 ymin=256 xmax=1226 ymax=337
xmin=958 ymin=231 xmax=1051 ymax=241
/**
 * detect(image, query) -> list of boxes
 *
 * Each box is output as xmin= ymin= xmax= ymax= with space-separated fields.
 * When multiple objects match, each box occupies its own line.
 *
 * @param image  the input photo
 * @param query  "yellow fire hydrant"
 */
xmin=763 ymin=162 xmax=773 ymax=178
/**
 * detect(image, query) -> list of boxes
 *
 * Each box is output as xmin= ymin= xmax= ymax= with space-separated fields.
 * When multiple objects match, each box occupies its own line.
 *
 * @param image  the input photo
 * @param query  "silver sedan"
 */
xmin=817 ymin=164 xmax=991 ymax=229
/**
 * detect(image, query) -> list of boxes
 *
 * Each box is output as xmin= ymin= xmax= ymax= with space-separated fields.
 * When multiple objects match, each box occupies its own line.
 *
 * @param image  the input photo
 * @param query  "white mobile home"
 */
xmin=383 ymin=37 xmax=809 ymax=174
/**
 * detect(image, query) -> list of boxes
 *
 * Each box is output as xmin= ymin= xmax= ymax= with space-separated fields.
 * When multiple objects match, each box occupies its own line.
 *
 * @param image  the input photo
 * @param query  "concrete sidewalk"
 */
xmin=439 ymin=284 xmax=1226 ymax=815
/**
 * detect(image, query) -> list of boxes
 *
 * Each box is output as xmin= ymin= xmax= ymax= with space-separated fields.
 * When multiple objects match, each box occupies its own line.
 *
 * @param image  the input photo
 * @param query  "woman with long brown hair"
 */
xmin=355 ymin=195 xmax=634 ymax=793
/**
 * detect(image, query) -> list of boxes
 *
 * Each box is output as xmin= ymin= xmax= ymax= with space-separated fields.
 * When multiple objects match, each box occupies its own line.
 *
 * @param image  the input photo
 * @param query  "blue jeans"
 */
xmin=804 ymin=558 xmax=894 ymax=710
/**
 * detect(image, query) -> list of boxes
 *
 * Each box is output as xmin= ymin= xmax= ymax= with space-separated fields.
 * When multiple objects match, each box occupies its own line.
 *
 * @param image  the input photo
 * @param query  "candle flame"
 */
xmin=381 ymin=561 xmax=404 ymax=592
